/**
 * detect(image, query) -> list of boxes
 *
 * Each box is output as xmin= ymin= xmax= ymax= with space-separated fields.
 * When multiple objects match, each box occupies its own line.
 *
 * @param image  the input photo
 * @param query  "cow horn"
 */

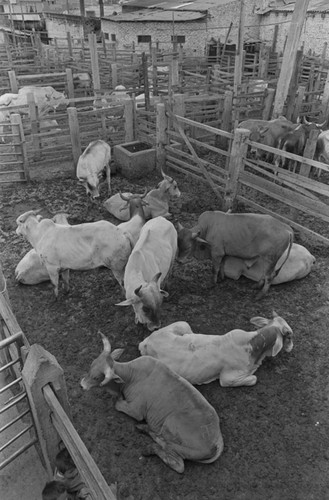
xmin=119 ymin=192 xmax=132 ymax=202
xmin=134 ymin=284 xmax=143 ymax=296
xmin=161 ymin=169 xmax=173 ymax=183
xmin=177 ymin=222 xmax=184 ymax=231
xmin=316 ymin=120 xmax=326 ymax=128
xmin=303 ymin=116 xmax=311 ymax=125
xmin=99 ymin=331 xmax=111 ymax=353
xmin=272 ymin=310 xmax=279 ymax=318
xmin=152 ymin=272 xmax=162 ymax=284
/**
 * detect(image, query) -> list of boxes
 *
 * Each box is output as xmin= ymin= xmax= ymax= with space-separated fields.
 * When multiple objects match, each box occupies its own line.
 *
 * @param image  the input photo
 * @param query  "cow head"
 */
xmin=116 ymin=272 xmax=168 ymax=331
xmin=16 ymin=209 xmax=42 ymax=238
xmin=78 ymin=177 xmax=101 ymax=200
xmin=249 ymin=310 xmax=293 ymax=357
xmin=119 ymin=190 xmax=148 ymax=220
xmin=176 ymin=222 xmax=211 ymax=263
xmin=80 ymin=332 xmax=124 ymax=393
xmin=158 ymin=170 xmax=181 ymax=198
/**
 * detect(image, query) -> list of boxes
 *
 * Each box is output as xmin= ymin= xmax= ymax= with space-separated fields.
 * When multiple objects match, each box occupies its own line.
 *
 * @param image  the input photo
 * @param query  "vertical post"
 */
xmin=285 ymin=49 xmax=303 ymax=120
xmin=272 ymin=0 xmax=310 ymax=117
xmin=124 ymin=99 xmax=135 ymax=142
xmin=262 ymin=88 xmax=275 ymax=120
xmin=151 ymin=47 xmax=158 ymax=96
xmin=111 ymin=63 xmax=118 ymax=89
xmin=89 ymin=33 xmax=101 ymax=92
xmin=10 ymin=113 xmax=30 ymax=182
xmin=27 ymin=92 xmax=40 ymax=160
xmin=233 ymin=0 xmax=246 ymax=96
xmin=299 ymin=128 xmax=320 ymax=177
xmin=224 ymin=128 xmax=250 ymax=211
xmin=292 ymin=85 xmax=306 ymax=123
xmin=321 ymin=70 xmax=329 ymax=121
xmin=99 ymin=0 xmax=104 ymax=18
xmin=22 ymin=345 xmax=71 ymax=475
xmin=68 ymin=107 xmax=81 ymax=177
xmin=101 ymin=31 xmax=107 ymax=58
xmin=173 ymin=94 xmax=185 ymax=118
xmin=220 ymin=90 xmax=233 ymax=147
xmin=8 ymin=70 xmax=18 ymax=93
xmin=79 ymin=0 xmax=85 ymax=16
xmin=258 ymin=45 xmax=270 ymax=79
xmin=142 ymin=52 xmax=150 ymax=111
xmin=272 ymin=24 xmax=279 ymax=53
xmin=156 ymin=102 xmax=168 ymax=172
xmin=66 ymin=32 xmax=73 ymax=60
xmin=66 ymin=68 xmax=75 ymax=100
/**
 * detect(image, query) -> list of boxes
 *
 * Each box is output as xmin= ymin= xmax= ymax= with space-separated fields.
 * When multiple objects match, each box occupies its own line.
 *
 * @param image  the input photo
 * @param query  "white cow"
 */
xmin=139 ymin=312 xmax=294 ymax=387
xmin=17 ymin=86 xmax=68 ymax=112
xmin=76 ymin=140 xmax=111 ymax=199
xmin=223 ymin=243 xmax=315 ymax=285
xmin=81 ymin=333 xmax=223 ymax=473
xmin=104 ymin=170 xmax=181 ymax=221
xmin=116 ymin=217 xmax=177 ymax=331
xmin=15 ymin=205 xmax=146 ymax=298
xmin=15 ymin=213 xmax=69 ymax=285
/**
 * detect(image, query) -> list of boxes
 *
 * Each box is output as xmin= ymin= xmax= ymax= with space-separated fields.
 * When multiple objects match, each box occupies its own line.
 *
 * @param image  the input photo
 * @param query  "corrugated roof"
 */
xmin=263 ymin=0 xmax=329 ymax=13
xmin=121 ymin=0 xmax=225 ymax=10
xmin=104 ymin=9 xmax=207 ymax=21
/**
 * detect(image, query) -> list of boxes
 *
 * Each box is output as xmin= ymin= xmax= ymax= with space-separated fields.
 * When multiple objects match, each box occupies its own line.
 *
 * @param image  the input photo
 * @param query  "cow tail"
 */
xmin=273 ymin=231 xmax=294 ymax=278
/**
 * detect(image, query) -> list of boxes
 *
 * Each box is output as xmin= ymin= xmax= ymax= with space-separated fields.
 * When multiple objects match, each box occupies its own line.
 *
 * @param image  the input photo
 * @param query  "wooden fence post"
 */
xmin=124 ymin=99 xmax=135 ymax=142
xmin=111 ymin=63 xmax=118 ymax=89
xmin=22 ymin=344 xmax=71 ymax=476
xmin=68 ymin=107 xmax=81 ymax=177
xmin=258 ymin=45 xmax=270 ymax=79
xmin=321 ymin=70 xmax=329 ymax=121
xmin=156 ymin=102 xmax=168 ymax=172
xmin=89 ymin=33 xmax=101 ymax=92
xmin=8 ymin=70 xmax=18 ymax=93
xmin=27 ymin=92 xmax=41 ymax=160
xmin=220 ymin=90 xmax=233 ymax=149
xmin=66 ymin=68 xmax=75 ymax=99
xmin=10 ymin=113 xmax=30 ymax=182
xmin=292 ymin=85 xmax=306 ymax=123
xmin=262 ymin=88 xmax=275 ymax=120
xmin=66 ymin=31 xmax=73 ymax=59
xmin=224 ymin=128 xmax=250 ymax=211
xmin=299 ymin=128 xmax=320 ymax=177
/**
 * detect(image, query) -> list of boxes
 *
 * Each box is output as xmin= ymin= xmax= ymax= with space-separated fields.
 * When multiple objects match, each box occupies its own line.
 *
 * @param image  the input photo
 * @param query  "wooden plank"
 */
xmin=166 ymin=148 xmax=227 ymax=180
xmin=174 ymin=114 xmax=232 ymax=139
xmin=166 ymin=157 xmax=226 ymax=188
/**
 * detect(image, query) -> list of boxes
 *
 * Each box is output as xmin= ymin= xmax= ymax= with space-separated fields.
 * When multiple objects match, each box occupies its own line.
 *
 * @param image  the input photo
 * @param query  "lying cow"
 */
xmin=18 ymin=85 xmax=68 ymax=112
xmin=139 ymin=312 xmax=293 ymax=387
xmin=223 ymin=243 xmax=315 ymax=285
xmin=116 ymin=216 xmax=177 ymax=331
xmin=15 ymin=213 xmax=69 ymax=285
xmin=15 ymin=204 xmax=146 ymax=297
xmin=177 ymin=211 xmax=294 ymax=298
xmin=76 ymin=140 xmax=112 ymax=199
xmin=81 ymin=333 xmax=223 ymax=473
xmin=104 ymin=170 xmax=181 ymax=221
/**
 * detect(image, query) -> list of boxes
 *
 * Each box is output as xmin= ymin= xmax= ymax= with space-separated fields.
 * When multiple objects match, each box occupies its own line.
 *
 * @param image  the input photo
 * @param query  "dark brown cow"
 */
xmin=177 ymin=211 xmax=294 ymax=298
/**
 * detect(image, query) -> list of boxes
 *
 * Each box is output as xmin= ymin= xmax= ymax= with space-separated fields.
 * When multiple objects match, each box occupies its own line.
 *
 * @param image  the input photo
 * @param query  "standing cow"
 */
xmin=177 ymin=211 xmax=294 ymax=298
xmin=81 ymin=333 xmax=224 ymax=473
xmin=76 ymin=140 xmax=112 ymax=199
xmin=116 ymin=217 xmax=177 ymax=331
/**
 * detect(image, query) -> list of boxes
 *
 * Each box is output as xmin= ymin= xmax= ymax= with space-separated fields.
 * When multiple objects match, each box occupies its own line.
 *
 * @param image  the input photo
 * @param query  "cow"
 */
xmin=17 ymin=86 xmax=68 ymax=112
xmin=238 ymin=117 xmax=297 ymax=161
xmin=139 ymin=312 xmax=293 ymax=388
xmin=223 ymin=243 xmax=315 ymax=285
xmin=73 ymin=72 xmax=92 ymax=95
xmin=275 ymin=118 xmax=325 ymax=171
xmin=313 ymin=128 xmax=329 ymax=178
xmin=76 ymin=140 xmax=111 ymax=200
xmin=104 ymin=170 xmax=181 ymax=221
xmin=116 ymin=217 xmax=177 ymax=331
xmin=81 ymin=332 xmax=223 ymax=473
xmin=177 ymin=211 xmax=294 ymax=298
xmin=15 ymin=204 xmax=146 ymax=298
xmin=15 ymin=213 xmax=70 ymax=285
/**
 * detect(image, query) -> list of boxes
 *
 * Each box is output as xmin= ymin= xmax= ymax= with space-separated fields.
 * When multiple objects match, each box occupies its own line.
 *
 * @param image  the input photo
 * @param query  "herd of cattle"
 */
xmin=12 ymin=134 xmax=317 ymax=473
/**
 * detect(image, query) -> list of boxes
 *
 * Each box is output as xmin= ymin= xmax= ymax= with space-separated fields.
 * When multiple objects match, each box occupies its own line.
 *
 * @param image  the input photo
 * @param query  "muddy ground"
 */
xmin=1 ymin=168 xmax=329 ymax=500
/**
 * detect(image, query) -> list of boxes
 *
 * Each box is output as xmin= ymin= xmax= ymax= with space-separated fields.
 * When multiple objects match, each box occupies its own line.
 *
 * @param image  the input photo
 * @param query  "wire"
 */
xmin=154 ymin=19 xmax=292 ymax=33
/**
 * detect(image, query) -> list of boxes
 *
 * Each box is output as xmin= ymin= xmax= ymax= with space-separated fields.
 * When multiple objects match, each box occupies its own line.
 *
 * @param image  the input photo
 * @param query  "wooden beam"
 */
xmin=272 ymin=0 xmax=310 ymax=117
xmin=233 ymin=0 xmax=246 ymax=96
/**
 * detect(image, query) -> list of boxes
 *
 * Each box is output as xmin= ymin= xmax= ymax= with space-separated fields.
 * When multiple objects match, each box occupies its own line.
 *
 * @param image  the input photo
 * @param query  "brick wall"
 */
xmin=259 ymin=11 xmax=329 ymax=56
xmin=45 ymin=14 xmax=84 ymax=44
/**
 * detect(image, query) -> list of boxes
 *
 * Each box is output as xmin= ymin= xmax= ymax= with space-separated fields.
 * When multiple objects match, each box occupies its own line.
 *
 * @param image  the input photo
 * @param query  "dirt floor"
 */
xmin=1 ymin=168 xmax=329 ymax=500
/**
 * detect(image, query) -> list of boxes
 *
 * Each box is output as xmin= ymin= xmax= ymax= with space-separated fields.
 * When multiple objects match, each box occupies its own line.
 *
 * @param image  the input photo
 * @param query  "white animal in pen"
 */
xmin=76 ymin=139 xmax=112 ymax=199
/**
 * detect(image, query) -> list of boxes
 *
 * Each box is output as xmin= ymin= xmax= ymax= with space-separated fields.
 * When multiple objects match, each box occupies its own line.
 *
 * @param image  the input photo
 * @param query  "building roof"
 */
xmin=103 ymin=9 xmax=207 ymax=22
xmin=11 ymin=14 xmax=41 ymax=21
xmin=121 ymin=0 xmax=225 ymax=11
xmin=260 ymin=0 xmax=329 ymax=14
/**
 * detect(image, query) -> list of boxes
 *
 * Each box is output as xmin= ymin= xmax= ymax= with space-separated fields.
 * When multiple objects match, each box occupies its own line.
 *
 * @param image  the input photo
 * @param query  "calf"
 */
xmin=116 ymin=217 xmax=177 ymax=331
xmin=76 ymin=140 xmax=111 ymax=199
xmin=139 ymin=312 xmax=293 ymax=387
xmin=81 ymin=333 xmax=223 ymax=473
xmin=177 ymin=211 xmax=294 ymax=298
xmin=104 ymin=170 xmax=181 ymax=221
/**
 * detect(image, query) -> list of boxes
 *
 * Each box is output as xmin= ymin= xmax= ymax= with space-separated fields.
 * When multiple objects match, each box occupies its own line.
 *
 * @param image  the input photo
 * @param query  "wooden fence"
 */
xmin=0 ymin=113 xmax=29 ymax=183
xmin=0 ymin=283 xmax=117 ymax=500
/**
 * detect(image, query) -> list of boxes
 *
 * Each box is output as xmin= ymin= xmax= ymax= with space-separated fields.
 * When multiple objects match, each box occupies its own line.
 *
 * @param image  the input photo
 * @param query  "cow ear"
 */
xmin=152 ymin=272 xmax=162 ymax=285
xmin=272 ymin=310 xmax=279 ymax=318
xmin=116 ymin=298 xmax=135 ymax=307
xmin=250 ymin=316 xmax=269 ymax=327
xmin=160 ymin=289 xmax=169 ymax=298
xmin=191 ymin=230 xmax=201 ymax=239
xmin=112 ymin=348 xmax=124 ymax=360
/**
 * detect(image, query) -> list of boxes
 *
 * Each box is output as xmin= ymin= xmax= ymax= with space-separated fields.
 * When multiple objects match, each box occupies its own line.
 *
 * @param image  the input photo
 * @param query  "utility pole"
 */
xmin=272 ymin=0 xmax=310 ymax=118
